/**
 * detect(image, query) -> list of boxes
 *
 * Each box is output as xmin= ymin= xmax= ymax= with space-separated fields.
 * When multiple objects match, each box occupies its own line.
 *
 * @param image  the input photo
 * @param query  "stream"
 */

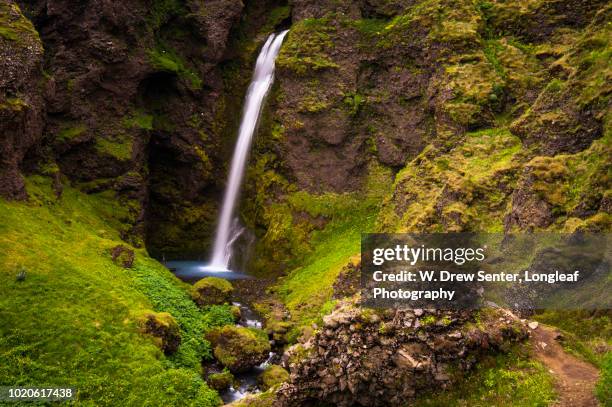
xmin=166 ymin=260 xmax=279 ymax=405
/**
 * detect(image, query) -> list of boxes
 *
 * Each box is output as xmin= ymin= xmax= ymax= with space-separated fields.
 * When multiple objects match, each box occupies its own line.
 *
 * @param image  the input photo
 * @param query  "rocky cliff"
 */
xmin=0 ymin=1 xmax=610 ymax=405
xmin=2 ymin=0 xmax=608 ymax=264
xmin=2 ymin=0 xmax=290 ymax=257
xmin=243 ymin=0 xmax=610 ymax=274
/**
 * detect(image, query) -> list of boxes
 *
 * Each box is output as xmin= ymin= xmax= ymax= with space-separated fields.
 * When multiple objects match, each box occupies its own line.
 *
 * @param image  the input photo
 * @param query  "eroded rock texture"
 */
xmin=275 ymin=299 xmax=527 ymax=406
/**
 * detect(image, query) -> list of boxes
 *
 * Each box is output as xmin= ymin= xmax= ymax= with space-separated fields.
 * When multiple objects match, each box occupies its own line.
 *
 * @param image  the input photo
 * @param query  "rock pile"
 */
xmin=276 ymin=299 xmax=527 ymax=406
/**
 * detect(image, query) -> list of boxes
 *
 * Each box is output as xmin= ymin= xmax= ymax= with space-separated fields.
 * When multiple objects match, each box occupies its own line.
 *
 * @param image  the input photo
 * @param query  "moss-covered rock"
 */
xmin=0 ymin=1 xmax=44 ymax=199
xmin=138 ymin=311 xmax=181 ymax=355
xmin=192 ymin=277 xmax=233 ymax=306
xmin=231 ymin=305 xmax=242 ymax=321
xmin=206 ymin=369 xmax=234 ymax=391
xmin=259 ymin=365 xmax=289 ymax=390
xmin=110 ymin=245 xmax=135 ymax=268
xmin=205 ymin=325 xmax=271 ymax=373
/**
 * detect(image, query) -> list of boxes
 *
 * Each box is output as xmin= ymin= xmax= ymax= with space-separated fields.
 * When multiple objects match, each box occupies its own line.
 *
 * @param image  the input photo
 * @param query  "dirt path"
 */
xmin=530 ymin=324 xmax=600 ymax=407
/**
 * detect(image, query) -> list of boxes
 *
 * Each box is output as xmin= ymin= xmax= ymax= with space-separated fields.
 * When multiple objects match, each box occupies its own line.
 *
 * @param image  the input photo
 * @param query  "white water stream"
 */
xmin=206 ymin=30 xmax=289 ymax=271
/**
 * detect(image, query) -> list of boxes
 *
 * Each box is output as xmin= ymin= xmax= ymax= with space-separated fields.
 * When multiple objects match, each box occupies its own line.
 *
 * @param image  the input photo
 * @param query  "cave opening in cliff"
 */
xmin=138 ymin=71 xmax=178 ymax=112
xmin=138 ymin=70 xmax=223 ymax=261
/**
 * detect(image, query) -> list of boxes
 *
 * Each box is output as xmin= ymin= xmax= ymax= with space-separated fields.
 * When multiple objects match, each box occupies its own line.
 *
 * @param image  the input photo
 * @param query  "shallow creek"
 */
xmin=166 ymin=260 xmax=278 ymax=404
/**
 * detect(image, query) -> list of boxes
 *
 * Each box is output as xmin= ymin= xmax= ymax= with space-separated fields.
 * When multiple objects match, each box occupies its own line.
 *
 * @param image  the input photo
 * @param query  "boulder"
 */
xmin=206 ymin=325 xmax=271 ymax=373
xmin=138 ymin=311 xmax=181 ymax=355
xmin=110 ymin=245 xmax=135 ymax=268
xmin=207 ymin=369 xmax=234 ymax=391
xmin=192 ymin=277 xmax=233 ymax=306
xmin=259 ymin=365 xmax=290 ymax=390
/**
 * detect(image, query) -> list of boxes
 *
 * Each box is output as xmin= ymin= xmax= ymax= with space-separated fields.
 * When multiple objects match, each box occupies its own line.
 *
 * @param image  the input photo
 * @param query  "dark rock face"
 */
xmin=276 ymin=300 xmax=528 ymax=406
xmin=246 ymin=0 xmax=611 ymax=271
xmin=0 ymin=1 xmax=45 ymax=199
xmin=9 ymin=0 xmax=248 ymax=255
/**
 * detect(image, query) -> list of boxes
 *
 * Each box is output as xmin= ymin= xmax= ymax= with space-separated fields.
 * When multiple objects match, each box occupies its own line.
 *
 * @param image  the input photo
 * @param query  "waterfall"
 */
xmin=206 ymin=30 xmax=289 ymax=271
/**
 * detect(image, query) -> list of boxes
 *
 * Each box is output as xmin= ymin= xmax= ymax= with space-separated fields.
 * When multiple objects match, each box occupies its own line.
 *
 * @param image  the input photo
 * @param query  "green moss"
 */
xmin=124 ymin=111 xmax=154 ymax=131
xmin=343 ymin=92 xmax=365 ymax=117
xmin=375 ymin=0 xmax=481 ymax=50
xmin=0 ymin=176 xmax=226 ymax=405
xmin=0 ymin=2 xmax=40 ymax=44
xmin=230 ymin=390 xmax=276 ymax=407
xmin=352 ymin=18 xmax=388 ymax=37
xmin=191 ymin=277 xmax=233 ymax=307
xmin=274 ymin=163 xmax=392 ymax=334
xmin=148 ymin=46 xmax=203 ymax=90
xmin=420 ymin=315 xmax=436 ymax=326
xmin=57 ymin=124 xmax=87 ymax=142
xmin=379 ymin=128 xmax=523 ymax=233
xmin=95 ymin=135 xmax=133 ymax=161
xmin=206 ymin=326 xmax=271 ymax=373
xmin=260 ymin=5 xmax=290 ymax=34
xmin=276 ymin=17 xmax=339 ymax=75
xmin=148 ymin=0 xmax=185 ymax=31
xmin=415 ymin=345 xmax=557 ymax=406
xmin=207 ymin=369 xmax=234 ymax=391
xmin=259 ymin=365 xmax=289 ymax=390
xmin=520 ymin=130 xmax=611 ymax=226
xmin=0 ymin=97 xmax=27 ymax=112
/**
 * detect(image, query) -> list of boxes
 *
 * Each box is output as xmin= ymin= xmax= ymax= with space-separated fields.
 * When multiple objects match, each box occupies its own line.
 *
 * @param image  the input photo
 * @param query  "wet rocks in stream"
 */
xmin=259 ymin=365 xmax=290 ymax=391
xmin=206 ymin=325 xmax=271 ymax=373
xmin=207 ymin=369 xmax=235 ymax=391
xmin=275 ymin=298 xmax=528 ymax=407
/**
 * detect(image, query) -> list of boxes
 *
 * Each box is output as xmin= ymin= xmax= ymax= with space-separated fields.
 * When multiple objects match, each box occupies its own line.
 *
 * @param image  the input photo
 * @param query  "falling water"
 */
xmin=207 ymin=30 xmax=289 ymax=271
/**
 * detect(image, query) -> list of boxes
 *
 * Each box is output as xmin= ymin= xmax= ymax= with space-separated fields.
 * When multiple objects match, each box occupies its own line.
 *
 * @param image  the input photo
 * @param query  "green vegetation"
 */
xmin=0 ymin=176 xmax=232 ymax=405
xmin=148 ymin=46 xmax=203 ymax=89
xmin=260 ymin=5 xmax=290 ymax=34
xmin=415 ymin=345 xmax=557 ymax=406
xmin=535 ymin=311 xmax=611 ymax=366
xmin=259 ymin=365 xmax=289 ymax=390
xmin=191 ymin=277 xmax=234 ymax=307
xmin=0 ymin=2 xmax=40 ymax=43
xmin=535 ymin=310 xmax=611 ymax=406
xmin=597 ymin=352 xmax=611 ymax=405
xmin=57 ymin=124 xmax=87 ymax=142
xmin=124 ymin=111 xmax=154 ymax=131
xmin=95 ymin=135 xmax=133 ymax=161
xmin=378 ymin=128 xmax=523 ymax=233
xmin=148 ymin=0 xmax=185 ymax=31
xmin=206 ymin=326 xmax=271 ymax=373
xmin=274 ymin=163 xmax=393 ymax=338
xmin=0 ymin=97 xmax=27 ymax=112
xmin=206 ymin=369 xmax=234 ymax=391
xmin=277 ymin=17 xmax=339 ymax=75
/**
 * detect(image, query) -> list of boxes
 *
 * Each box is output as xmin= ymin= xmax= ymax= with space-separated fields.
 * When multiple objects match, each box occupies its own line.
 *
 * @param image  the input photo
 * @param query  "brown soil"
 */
xmin=530 ymin=324 xmax=600 ymax=407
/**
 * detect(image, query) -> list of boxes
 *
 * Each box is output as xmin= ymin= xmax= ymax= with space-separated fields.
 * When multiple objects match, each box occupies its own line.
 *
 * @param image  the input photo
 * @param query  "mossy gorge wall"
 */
xmin=1 ymin=0 xmax=609 ymax=264
xmin=0 ymin=0 xmax=610 ymax=406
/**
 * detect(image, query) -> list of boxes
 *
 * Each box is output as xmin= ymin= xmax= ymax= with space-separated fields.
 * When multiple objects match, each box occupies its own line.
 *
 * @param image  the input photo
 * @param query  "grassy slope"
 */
xmin=274 ymin=163 xmax=391 ymax=338
xmin=0 ymin=177 xmax=231 ymax=406
xmin=416 ymin=344 xmax=557 ymax=407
